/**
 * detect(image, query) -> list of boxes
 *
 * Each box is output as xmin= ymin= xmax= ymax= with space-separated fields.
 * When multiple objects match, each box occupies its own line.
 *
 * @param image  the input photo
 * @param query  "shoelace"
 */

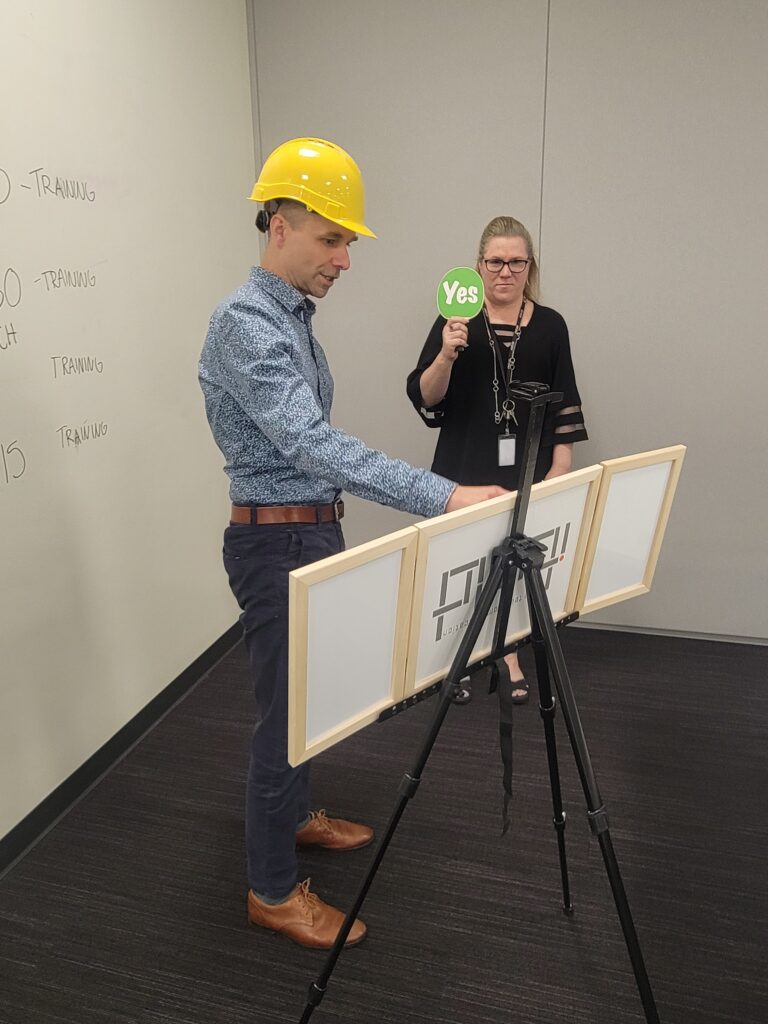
xmin=310 ymin=809 xmax=334 ymax=834
xmin=296 ymin=878 xmax=321 ymax=917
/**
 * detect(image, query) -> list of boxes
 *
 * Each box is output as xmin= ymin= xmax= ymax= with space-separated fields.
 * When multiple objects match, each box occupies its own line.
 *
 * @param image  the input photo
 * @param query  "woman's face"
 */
xmin=478 ymin=235 xmax=531 ymax=309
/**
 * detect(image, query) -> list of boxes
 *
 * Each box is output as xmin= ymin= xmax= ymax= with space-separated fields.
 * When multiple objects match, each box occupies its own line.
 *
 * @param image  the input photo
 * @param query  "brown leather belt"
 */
xmin=230 ymin=500 xmax=344 ymax=526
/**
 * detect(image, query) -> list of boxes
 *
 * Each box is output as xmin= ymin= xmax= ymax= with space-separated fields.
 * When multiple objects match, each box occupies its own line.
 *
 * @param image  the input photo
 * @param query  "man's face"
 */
xmin=278 ymin=211 xmax=357 ymax=298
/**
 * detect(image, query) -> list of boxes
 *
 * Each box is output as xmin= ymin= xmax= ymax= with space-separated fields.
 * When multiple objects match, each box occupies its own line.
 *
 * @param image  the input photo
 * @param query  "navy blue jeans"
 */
xmin=223 ymin=521 xmax=344 ymax=900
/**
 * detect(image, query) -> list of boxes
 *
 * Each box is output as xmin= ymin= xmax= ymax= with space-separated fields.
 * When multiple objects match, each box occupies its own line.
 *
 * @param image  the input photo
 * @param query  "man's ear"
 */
xmin=268 ymin=211 xmax=290 ymax=247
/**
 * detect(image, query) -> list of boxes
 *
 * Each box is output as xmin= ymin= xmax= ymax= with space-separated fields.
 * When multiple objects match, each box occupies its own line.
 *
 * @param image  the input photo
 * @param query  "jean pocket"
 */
xmin=222 ymin=525 xmax=302 ymax=565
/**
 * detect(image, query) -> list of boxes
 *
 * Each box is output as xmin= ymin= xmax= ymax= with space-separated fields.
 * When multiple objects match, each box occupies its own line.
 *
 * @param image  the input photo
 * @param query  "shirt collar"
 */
xmin=250 ymin=266 xmax=316 ymax=319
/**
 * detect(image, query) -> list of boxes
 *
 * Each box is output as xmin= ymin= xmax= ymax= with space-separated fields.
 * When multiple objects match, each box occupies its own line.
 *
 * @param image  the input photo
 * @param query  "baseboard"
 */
xmin=572 ymin=619 xmax=768 ymax=646
xmin=0 ymin=623 xmax=242 ymax=878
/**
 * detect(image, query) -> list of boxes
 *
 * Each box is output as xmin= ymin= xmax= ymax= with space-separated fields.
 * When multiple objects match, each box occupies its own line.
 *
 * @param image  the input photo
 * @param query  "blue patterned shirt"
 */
xmin=199 ymin=267 xmax=455 ymax=516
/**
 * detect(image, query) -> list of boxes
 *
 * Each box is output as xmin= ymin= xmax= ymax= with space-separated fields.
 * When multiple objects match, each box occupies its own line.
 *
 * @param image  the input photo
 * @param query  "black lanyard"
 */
xmin=483 ymin=300 xmax=526 ymax=428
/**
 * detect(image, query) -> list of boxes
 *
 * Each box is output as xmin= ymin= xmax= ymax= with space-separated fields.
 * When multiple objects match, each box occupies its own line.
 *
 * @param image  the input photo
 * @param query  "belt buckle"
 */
xmin=333 ymin=498 xmax=344 ymax=522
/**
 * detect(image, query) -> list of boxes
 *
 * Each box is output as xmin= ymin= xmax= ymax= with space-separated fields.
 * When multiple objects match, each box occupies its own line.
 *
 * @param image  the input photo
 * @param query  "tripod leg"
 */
xmin=527 ymin=601 xmax=573 ymax=914
xmin=525 ymin=565 xmax=660 ymax=1024
xmin=298 ymin=553 xmax=508 ymax=1023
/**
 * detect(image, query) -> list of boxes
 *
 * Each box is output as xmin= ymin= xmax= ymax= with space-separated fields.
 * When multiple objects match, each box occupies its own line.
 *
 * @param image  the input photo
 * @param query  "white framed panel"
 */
xmin=499 ymin=466 xmax=603 ymax=646
xmin=288 ymin=528 xmax=417 ymax=766
xmin=577 ymin=446 xmax=687 ymax=615
xmin=404 ymin=466 xmax=602 ymax=695
xmin=405 ymin=492 xmax=516 ymax=694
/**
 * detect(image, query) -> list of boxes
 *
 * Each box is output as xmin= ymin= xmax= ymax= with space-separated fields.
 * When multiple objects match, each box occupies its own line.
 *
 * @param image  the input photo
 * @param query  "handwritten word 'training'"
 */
xmin=28 ymin=167 xmax=95 ymax=202
xmin=57 ymin=421 xmax=109 ymax=449
xmin=40 ymin=268 xmax=97 ymax=291
xmin=51 ymin=355 xmax=104 ymax=380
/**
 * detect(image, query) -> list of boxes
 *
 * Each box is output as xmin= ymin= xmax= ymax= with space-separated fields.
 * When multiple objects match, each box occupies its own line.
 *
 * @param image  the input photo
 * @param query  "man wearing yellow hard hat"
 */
xmin=199 ymin=138 xmax=505 ymax=949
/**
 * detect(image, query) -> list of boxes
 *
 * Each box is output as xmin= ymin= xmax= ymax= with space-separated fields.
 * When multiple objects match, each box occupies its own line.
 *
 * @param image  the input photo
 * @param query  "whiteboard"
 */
xmin=0 ymin=1 xmax=256 ymax=841
xmin=577 ymin=446 xmax=687 ymax=615
xmin=288 ymin=528 xmax=417 ymax=766
xmin=404 ymin=467 xmax=602 ymax=694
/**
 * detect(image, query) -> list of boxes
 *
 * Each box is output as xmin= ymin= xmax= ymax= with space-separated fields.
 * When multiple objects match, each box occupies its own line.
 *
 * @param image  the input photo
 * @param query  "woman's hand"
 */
xmin=439 ymin=317 xmax=470 ymax=363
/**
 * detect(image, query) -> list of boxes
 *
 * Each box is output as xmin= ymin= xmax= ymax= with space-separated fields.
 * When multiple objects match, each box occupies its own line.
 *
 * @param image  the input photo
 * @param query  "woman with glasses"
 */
xmin=406 ymin=215 xmax=588 ymax=704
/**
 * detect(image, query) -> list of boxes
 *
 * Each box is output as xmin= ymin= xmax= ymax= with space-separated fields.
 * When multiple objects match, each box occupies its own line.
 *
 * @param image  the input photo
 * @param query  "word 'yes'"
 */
xmin=441 ymin=280 xmax=479 ymax=305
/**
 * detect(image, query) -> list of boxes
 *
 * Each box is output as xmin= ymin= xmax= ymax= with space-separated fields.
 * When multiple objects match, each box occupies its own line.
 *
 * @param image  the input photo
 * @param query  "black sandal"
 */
xmin=451 ymin=678 xmax=472 ymax=705
xmin=510 ymin=678 xmax=529 ymax=705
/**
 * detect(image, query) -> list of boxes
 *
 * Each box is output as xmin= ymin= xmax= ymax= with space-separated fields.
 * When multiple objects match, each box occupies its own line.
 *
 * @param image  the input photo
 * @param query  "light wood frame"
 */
xmin=576 ymin=445 xmax=687 ymax=616
xmin=288 ymin=527 xmax=418 ymax=766
xmin=502 ymin=464 xmax=604 ymax=644
xmin=403 ymin=465 xmax=603 ymax=695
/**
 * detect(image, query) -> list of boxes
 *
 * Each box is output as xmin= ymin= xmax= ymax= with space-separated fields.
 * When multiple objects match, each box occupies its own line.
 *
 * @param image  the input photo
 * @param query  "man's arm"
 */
xmin=217 ymin=310 xmax=503 ymax=516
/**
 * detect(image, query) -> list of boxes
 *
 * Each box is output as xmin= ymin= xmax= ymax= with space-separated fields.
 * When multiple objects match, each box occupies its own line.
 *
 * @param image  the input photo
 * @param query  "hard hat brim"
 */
xmin=249 ymin=181 xmax=376 ymax=238
xmin=331 ymin=217 xmax=376 ymax=239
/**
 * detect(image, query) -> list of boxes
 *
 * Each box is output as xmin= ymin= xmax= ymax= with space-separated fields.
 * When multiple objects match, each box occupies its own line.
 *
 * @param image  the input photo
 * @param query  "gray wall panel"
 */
xmin=250 ymin=0 xmax=768 ymax=639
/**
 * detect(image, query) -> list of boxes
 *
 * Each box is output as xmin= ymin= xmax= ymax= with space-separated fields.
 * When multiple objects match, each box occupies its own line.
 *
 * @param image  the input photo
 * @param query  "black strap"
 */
xmin=483 ymin=302 xmax=526 ymax=405
xmin=496 ymin=657 xmax=517 ymax=836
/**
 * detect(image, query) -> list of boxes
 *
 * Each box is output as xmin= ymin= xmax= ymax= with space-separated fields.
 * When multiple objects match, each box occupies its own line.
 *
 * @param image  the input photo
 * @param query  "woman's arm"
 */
xmin=417 ymin=317 xmax=469 ymax=407
xmin=544 ymin=442 xmax=573 ymax=479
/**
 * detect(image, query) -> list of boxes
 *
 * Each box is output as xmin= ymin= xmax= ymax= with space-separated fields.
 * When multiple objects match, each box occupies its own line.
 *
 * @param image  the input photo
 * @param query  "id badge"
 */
xmin=498 ymin=433 xmax=516 ymax=467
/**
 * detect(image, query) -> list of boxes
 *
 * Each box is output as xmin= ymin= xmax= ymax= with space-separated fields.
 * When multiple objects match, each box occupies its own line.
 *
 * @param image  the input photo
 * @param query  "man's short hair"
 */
xmin=267 ymin=198 xmax=311 ymax=227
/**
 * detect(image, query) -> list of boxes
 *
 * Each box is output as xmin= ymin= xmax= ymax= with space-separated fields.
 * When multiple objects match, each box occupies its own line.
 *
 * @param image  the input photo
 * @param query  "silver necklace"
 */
xmin=483 ymin=300 xmax=526 ymax=430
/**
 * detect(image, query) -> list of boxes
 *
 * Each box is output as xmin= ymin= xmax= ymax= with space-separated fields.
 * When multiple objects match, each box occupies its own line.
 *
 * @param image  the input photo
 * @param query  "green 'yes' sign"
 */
xmin=436 ymin=267 xmax=485 ymax=319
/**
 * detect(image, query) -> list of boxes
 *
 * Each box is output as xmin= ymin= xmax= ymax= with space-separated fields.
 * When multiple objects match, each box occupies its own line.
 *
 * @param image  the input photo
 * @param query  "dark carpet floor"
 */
xmin=0 ymin=628 xmax=766 ymax=1024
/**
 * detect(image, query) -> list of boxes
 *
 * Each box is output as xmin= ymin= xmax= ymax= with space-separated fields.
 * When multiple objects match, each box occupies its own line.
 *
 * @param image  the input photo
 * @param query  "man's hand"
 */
xmin=445 ymin=484 xmax=508 ymax=512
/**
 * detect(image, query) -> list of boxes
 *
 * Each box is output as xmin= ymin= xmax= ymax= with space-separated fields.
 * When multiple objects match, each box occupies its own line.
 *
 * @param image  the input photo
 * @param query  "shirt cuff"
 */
xmin=410 ymin=472 xmax=455 ymax=518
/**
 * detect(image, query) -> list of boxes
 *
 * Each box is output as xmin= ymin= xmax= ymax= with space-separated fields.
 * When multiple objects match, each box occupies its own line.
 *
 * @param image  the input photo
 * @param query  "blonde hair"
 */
xmin=477 ymin=216 xmax=539 ymax=302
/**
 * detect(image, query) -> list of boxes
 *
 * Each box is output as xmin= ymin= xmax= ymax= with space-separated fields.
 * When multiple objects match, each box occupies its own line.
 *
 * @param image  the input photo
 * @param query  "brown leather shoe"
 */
xmin=295 ymin=810 xmax=374 ymax=851
xmin=247 ymin=880 xmax=367 ymax=948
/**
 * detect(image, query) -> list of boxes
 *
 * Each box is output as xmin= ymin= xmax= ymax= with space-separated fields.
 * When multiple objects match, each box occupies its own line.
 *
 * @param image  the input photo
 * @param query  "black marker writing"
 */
xmin=52 ymin=355 xmax=104 ymax=379
xmin=40 ymin=268 xmax=97 ymax=291
xmin=57 ymin=421 xmax=109 ymax=449
xmin=0 ymin=323 xmax=19 ymax=352
xmin=0 ymin=268 xmax=22 ymax=308
xmin=28 ymin=167 xmax=95 ymax=202
xmin=1 ymin=441 xmax=26 ymax=484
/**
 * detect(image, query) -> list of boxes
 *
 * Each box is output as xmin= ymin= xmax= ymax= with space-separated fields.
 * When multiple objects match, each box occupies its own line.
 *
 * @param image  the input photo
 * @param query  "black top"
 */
xmin=406 ymin=304 xmax=588 ymax=489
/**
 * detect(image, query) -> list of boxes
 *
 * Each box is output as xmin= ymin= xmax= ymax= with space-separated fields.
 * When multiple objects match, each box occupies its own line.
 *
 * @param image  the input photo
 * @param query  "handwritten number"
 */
xmin=0 ymin=268 xmax=22 ymax=309
xmin=7 ymin=441 xmax=26 ymax=479
xmin=0 ymin=442 xmax=26 ymax=484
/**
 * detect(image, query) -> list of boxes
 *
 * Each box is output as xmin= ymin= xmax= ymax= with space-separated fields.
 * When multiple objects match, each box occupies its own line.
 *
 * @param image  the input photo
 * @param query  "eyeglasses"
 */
xmin=482 ymin=258 xmax=531 ymax=274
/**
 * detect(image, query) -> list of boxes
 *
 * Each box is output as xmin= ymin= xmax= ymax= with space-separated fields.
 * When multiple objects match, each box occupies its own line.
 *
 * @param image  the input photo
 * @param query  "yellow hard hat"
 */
xmin=250 ymin=137 xmax=376 ymax=238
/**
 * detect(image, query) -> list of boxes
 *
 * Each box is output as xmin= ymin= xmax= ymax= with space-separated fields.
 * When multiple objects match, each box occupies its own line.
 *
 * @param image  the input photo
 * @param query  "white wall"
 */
xmin=0 ymin=1 xmax=252 ymax=841
xmin=250 ymin=0 xmax=768 ymax=640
